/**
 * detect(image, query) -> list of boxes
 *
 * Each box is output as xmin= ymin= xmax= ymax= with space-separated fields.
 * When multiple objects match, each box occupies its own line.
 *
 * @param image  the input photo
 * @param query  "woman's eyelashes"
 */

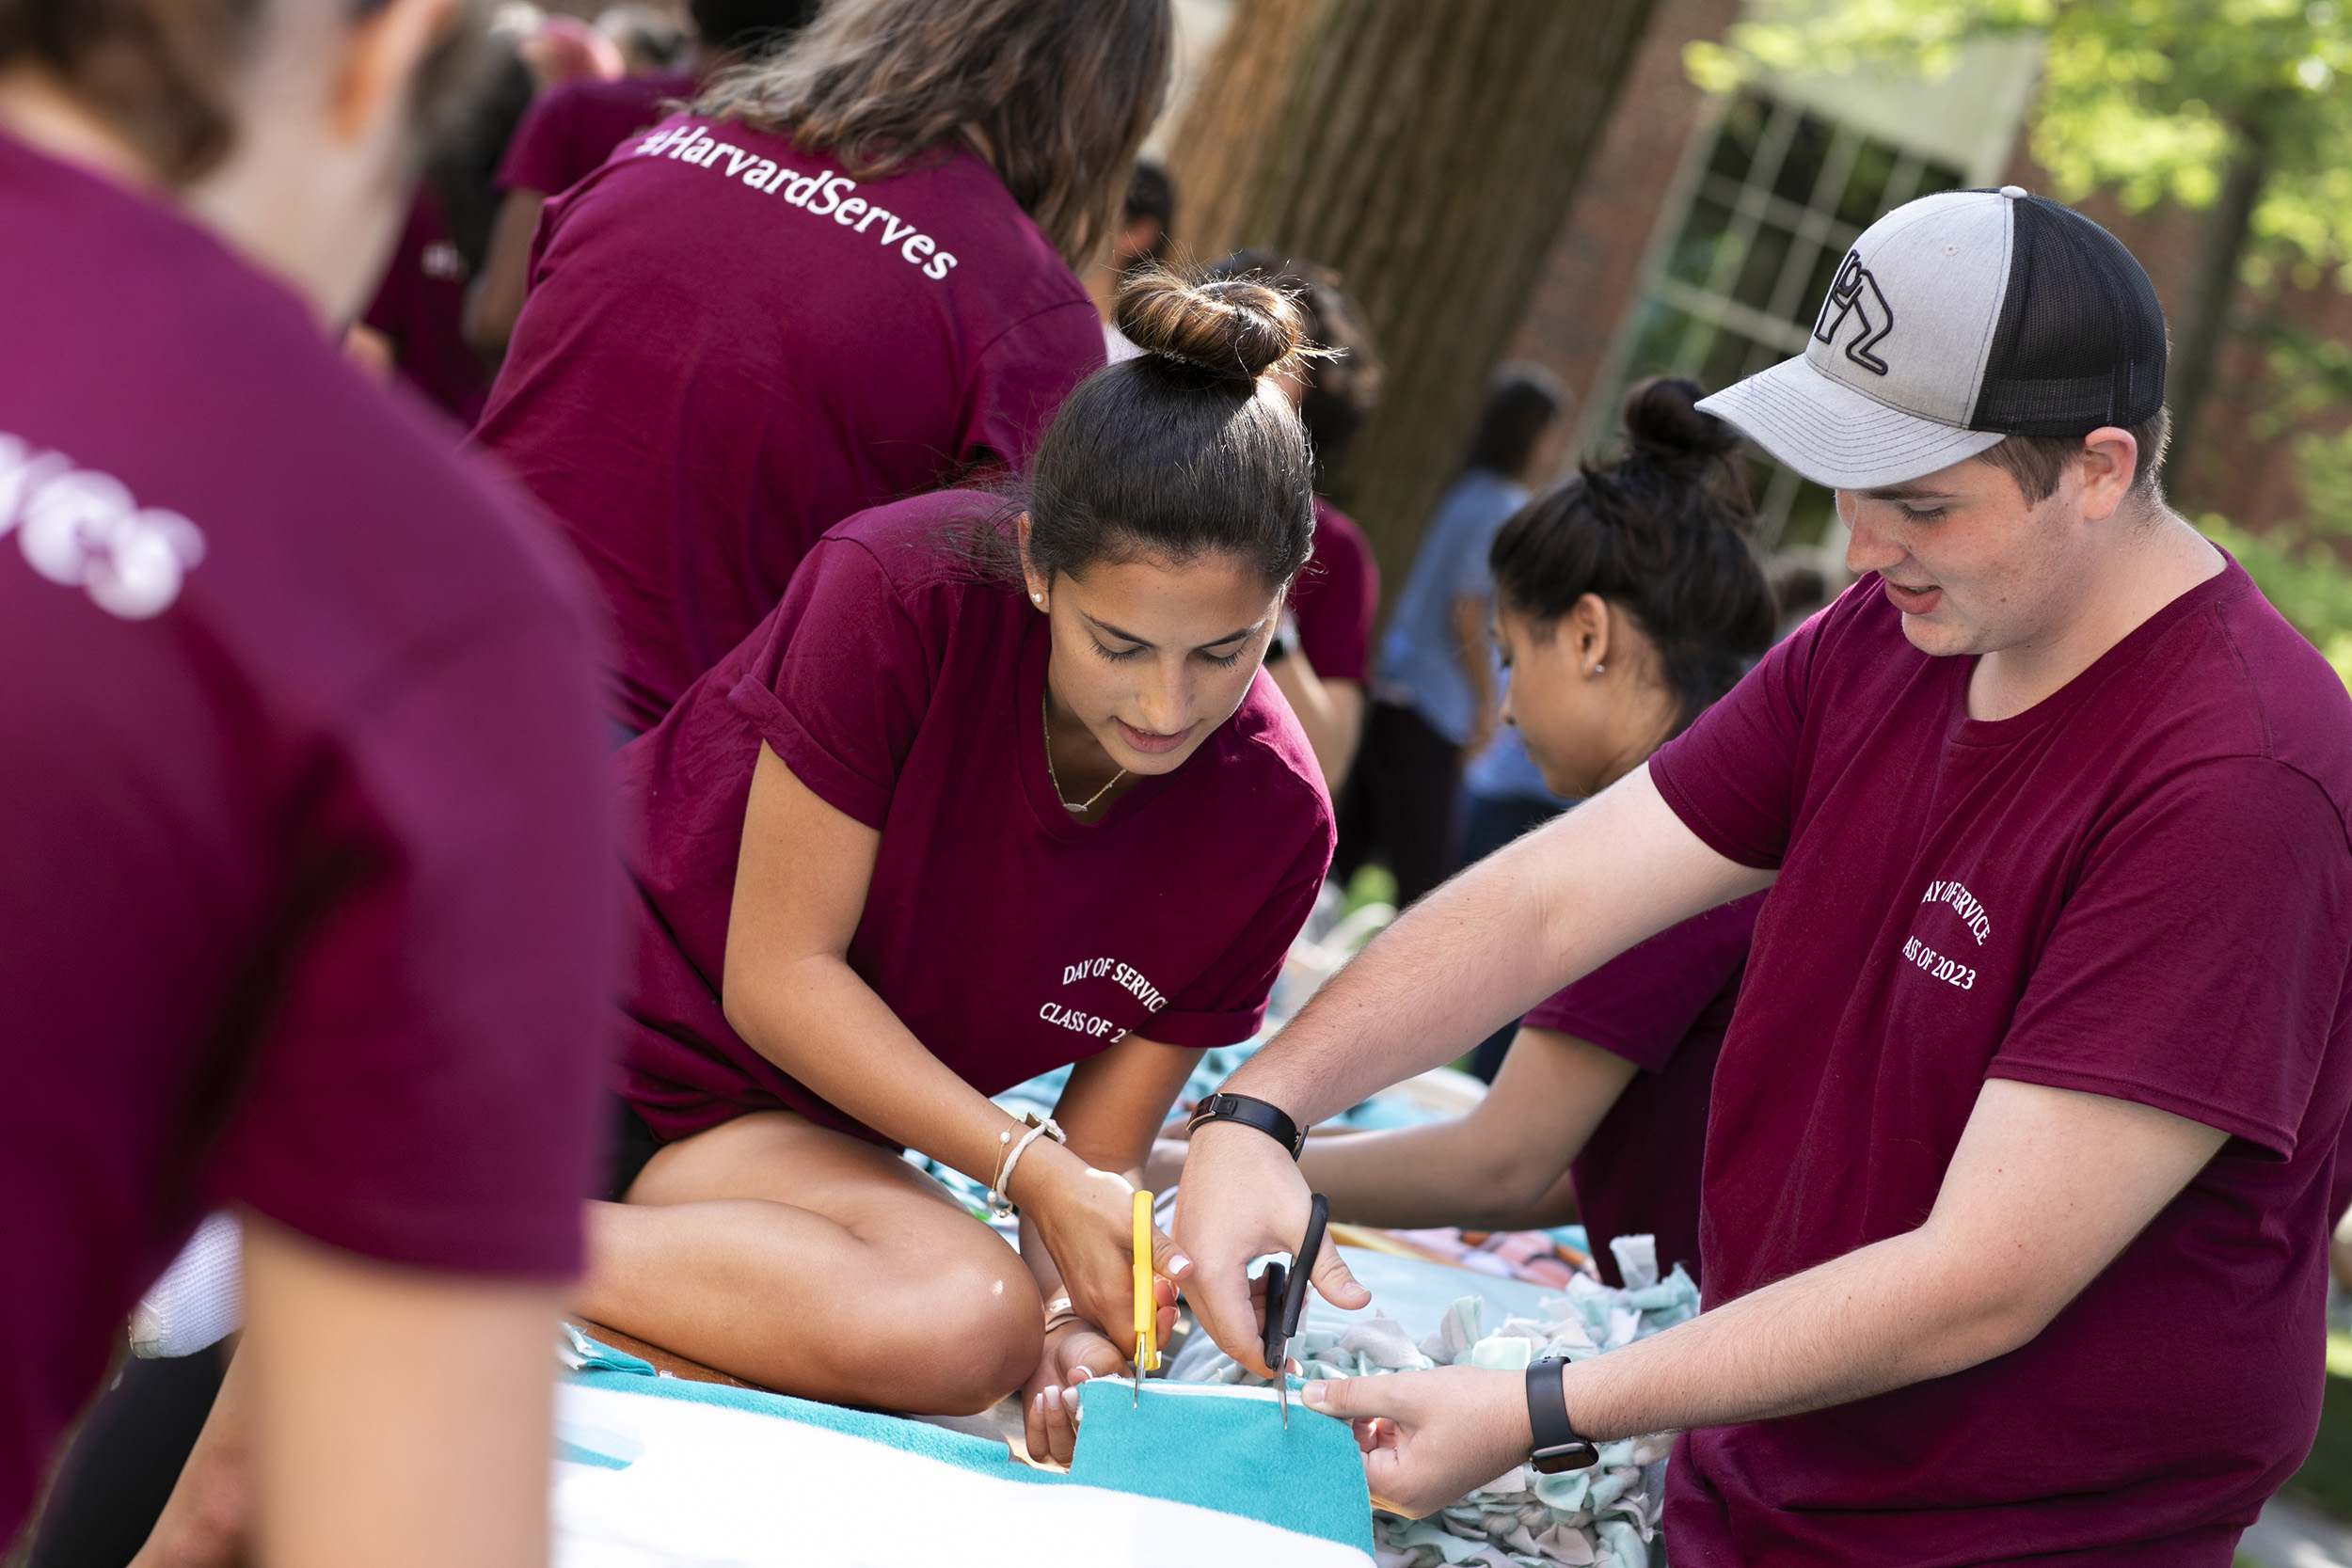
xmin=1088 ymin=637 xmax=1248 ymax=669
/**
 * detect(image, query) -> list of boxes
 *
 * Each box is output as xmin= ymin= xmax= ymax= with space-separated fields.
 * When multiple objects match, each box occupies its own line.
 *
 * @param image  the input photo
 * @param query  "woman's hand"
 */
xmin=1019 ymin=1318 xmax=1124 ymax=1465
xmin=1299 ymin=1366 xmax=1531 ymax=1517
xmin=1012 ymin=1147 xmax=1188 ymax=1363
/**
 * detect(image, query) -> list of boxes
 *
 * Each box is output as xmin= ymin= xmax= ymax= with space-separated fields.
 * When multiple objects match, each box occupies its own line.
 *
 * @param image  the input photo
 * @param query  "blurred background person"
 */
xmin=475 ymin=0 xmax=1168 ymax=738
xmin=599 ymin=4 xmax=691 ymax=75
xmin=1208 ymin=250 xmax=1383 ymax=795
xmin=1351 ymin=364 xmax=1565 ymax=909
xmin=1092 ymin=159 xmax=1175 ymax=361
xmin=518 ymin=9 xmax=625 ymax=87
xmin=0 ymin=0 xmax=618 ymax=1565
xmin=466 ymin=0 xmax=823 ymax=358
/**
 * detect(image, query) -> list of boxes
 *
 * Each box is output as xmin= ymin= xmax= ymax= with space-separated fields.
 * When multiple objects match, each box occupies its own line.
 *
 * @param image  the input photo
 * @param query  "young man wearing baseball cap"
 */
xmin=1172 ymin=186 xmax=2352 ymax=1562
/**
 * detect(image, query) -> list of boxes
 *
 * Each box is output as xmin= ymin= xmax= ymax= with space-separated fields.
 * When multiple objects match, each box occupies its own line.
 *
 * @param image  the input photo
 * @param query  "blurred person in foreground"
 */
xmin=1176 ymin=188 xmax=2352 ymax=1562
xmin=1359 ymin=364 xmax=1565 ymax=908
xmin=0 ymin=0 xmax=616 ymax=1563
xmin=474 ymin=0 xmax=1165 ymax=737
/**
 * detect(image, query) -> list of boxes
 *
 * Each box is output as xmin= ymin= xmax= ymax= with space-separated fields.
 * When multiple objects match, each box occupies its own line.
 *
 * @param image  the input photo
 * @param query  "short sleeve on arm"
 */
xmin=496 ymin=87 xmax=576 ymax=196
xmin=206 ymin=609 xmax=618 ymax=1277
xmin=1990 ymin=757 xmax=2352 ymax=1158
xmin=1523 ymin=892 xmax=1761 ymax=1071
xmin=1649 ymin=602 xmax=1826 ymax=870
xmin=729 ymin=538 xmax=936 ymax=832
xmin=1296 ymin=505 xmax=1379 ymax=684
xmin=1145 ymin=826 xmax=1334 ymax=1049
xmin=964 ymin=300 xmax=1106 ymax=470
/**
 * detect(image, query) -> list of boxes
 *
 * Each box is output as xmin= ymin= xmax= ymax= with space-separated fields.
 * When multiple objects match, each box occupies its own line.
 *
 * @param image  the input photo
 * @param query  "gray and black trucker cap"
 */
xmin=1696 ymin=185 xmax=2167 ymax=490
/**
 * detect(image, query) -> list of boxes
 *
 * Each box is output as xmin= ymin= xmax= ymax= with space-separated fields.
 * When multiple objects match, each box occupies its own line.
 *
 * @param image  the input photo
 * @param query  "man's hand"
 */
xmin=1171 ymin=1120 xmax=1369 ymax=1373
xmin=1300 ymin=1367 xmax=1530 ymax=1518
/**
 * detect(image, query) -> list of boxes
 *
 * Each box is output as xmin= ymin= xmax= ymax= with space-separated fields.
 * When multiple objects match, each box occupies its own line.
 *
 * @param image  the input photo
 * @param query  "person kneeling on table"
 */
xmin=1279 ymin=377 xmax=1774 ymax=1291
xmin=1175 ymin=188 xmax=2352 ymax=1563
xmin=581 ymin=269 xmax=1334 ymax=1465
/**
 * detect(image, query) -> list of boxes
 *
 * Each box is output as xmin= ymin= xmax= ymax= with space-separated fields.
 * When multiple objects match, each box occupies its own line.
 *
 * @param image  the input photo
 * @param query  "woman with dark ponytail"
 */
xmin=584 ymin=270 xmax=1333 ymax=1464
xmin=1285 ymin=378 xmax=1776 ymax=1287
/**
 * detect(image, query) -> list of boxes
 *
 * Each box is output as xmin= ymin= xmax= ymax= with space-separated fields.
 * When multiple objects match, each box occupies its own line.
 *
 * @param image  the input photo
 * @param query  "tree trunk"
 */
xmin=2168 ymin=120 xmax=2268 ymax=504
xmin=1166 ymin=0 xmax=1660 ymax=600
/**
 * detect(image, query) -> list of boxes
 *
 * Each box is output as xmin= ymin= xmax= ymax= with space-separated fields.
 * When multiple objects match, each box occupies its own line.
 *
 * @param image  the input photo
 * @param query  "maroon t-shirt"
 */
xmin=0 ymin=136 xmax=616 ymax=1542
xmin=495 ymin=71 xmax=695 ymax=195
xmin=1522 ymin=892 xmax=1762 ymax=1289
xmin=1293 ymin=497 xmax=1377 ymax=684
xmin=475 ymin=115 xmax=1105 ymax=733
xmin=361 ymin=183 xmax=491 ymax=422
xmin=618 ymin=491 xmax=1334 ymax=1145
xmin=1650 ymin=562 xmax=2352 ymax=1564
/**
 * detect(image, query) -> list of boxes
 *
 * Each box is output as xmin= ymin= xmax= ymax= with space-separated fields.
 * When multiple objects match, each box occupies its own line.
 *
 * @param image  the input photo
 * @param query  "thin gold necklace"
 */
xmin=1043 ymin=693 xmax=1126 ymax=816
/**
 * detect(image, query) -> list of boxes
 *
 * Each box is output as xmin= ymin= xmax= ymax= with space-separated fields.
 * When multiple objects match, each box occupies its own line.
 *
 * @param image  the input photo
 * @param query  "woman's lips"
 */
xmin=1116 ymin=718 xmax=1191 ymax=755
xmin=1883 ymin=578 xmax=1944 ymax=616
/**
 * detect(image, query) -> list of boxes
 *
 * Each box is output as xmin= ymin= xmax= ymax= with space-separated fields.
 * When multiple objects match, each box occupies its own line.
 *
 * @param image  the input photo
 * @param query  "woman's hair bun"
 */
xmin=1117 ymin=269 xmax=1307 ymax=386
xmin=1621 ymin=376 xmax=1743 ymax=463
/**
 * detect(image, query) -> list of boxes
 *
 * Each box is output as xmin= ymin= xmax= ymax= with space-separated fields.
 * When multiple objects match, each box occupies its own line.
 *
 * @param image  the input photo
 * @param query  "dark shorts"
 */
xmin=609 ymin=1094 xmax=664 ymax=1202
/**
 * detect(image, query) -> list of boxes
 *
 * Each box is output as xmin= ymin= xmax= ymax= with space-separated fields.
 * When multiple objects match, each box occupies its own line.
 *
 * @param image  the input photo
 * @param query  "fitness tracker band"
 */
xmin=1186 ymin=1092 xmax=1306 ymax=1159
xmin=1525 ymin=1357 xmax=1599 ymax=1474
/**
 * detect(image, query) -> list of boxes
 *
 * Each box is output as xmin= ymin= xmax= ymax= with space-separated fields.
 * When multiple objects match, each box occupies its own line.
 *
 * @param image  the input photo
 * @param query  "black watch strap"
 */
xmin=1526 ymin=1357 xmax=1599 ymax=1474
xmin=1187 ymin=1092 xmax=1306 ymax=1159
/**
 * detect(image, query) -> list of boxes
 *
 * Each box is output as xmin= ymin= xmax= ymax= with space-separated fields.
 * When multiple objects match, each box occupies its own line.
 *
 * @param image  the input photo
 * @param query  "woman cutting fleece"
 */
xmin=580 ymin=273 xmax=1332 ymax=1465
xmin=1157 ymin=380 xmax=1775 ymax=1287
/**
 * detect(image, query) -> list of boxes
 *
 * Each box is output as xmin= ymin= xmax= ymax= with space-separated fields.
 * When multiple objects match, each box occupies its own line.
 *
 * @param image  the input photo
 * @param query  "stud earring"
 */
xmin=1592 ymin=663 xmax=1605 ymax=676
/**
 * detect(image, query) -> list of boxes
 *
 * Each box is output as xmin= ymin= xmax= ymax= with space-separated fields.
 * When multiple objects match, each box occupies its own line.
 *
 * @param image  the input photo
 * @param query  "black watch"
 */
xmin=1186 ymin=1092 xmax=1306 ymax=1159
xmin=1526 ymin=1357 xmax=1599 ymax=1474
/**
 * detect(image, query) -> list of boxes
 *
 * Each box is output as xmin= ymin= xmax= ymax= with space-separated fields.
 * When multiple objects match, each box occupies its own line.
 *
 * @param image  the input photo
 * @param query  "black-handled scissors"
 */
xmin=1257 ymin=1192 xmax=1329 ymax=1431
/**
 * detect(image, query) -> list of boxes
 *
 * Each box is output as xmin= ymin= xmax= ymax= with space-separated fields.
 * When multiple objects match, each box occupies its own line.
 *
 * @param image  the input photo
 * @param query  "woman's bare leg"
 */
xmin=578 ymin=1110 xmax=1042 ymax=1414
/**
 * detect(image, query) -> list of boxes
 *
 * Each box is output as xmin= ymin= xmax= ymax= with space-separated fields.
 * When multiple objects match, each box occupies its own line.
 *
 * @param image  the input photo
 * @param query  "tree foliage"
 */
xmin=1692 ymin=0 xmax=2352 ymax=285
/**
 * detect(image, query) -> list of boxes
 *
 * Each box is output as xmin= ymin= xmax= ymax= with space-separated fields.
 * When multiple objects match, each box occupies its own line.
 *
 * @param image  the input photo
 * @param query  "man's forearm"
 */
xmin=1228 ymin=767 xmax=1762 ymax=1125
xmin=1558 ymin=1226 xmax=2025 ymax=1440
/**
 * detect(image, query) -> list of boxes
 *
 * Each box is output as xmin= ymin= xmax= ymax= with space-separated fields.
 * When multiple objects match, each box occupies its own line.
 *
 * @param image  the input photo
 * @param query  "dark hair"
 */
xmin=1464 ymin=363 xmax=1566 ymax=482
xmin=695 ymin=0 xmax=1170 ymax=270
xmin=1975 ymin=406 xmax=2170 ymax=504
xmin=1207 ymin=250 xmax=1382 ymax=483
xmin=963 ymin=269 xmax=1316 ymax=592
xmin=0 ymin=0 xmax=487 ymax=185
xmin=1490 ymin=377 xmax=1776 ymax=735
xmin=1120 ymin=160 xmax=1175 ymax=263
xmin=689 ymin=0 xmax=821 ymax=60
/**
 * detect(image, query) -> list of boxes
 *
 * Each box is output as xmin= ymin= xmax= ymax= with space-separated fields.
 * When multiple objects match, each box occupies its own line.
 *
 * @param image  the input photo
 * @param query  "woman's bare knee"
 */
xmin=876 ymin=1249 xmax=1043 ymax=1414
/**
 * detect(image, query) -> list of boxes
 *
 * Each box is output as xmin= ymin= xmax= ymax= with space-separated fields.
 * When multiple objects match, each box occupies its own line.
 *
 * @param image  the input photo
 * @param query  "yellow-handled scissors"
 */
xmin=1132 ymin=1188 xmax=1158 ymax=1407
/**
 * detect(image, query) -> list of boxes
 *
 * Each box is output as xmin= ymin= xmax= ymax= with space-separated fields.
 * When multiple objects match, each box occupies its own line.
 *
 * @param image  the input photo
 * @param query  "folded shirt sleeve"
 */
xmin=1990 ymin=756 xmax=2352 ymax=1158
xmin=1522 ymin=893 xmax=1761 ymax=1072
xmin=1145 ymin=821 xmax=1334 ymax=1050
xmin=735 ymin=537 xmax=936 ymax=832
xmin=1650 ymin=585 xmax=1845 ymax=871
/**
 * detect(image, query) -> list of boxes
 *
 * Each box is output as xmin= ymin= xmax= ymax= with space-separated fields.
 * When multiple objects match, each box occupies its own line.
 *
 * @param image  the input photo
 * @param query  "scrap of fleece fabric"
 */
xmin=1172 ymin=1236 xmax=1696 ymax=1568
xmin=551 ymin=1355 xmax=1373 ymax=1567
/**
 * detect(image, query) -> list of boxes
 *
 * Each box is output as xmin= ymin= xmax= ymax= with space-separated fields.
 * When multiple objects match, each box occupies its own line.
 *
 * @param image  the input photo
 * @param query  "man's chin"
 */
xmin=1897 ymin=613 xmax=1980 ymax=659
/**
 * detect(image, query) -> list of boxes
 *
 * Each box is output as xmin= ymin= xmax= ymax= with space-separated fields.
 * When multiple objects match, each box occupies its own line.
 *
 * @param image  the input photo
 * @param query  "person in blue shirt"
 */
xmin=1338 ymin=365 xmax=1564 ymax=906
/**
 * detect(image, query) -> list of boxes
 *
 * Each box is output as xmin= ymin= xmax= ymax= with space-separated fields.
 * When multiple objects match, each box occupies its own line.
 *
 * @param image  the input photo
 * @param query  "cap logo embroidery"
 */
xmin=1814 ymin=251 xmax=1894 ymax=375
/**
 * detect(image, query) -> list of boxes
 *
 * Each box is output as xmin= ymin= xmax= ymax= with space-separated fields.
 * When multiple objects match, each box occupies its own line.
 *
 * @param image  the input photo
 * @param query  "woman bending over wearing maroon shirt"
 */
xmin=580 ymin=272 xmax=1336 ymax=1464
xmin=475 ymin=0 xmax=1168 ymax=736
xmin=1279 ymin=380 xmax=1776 ymax=1285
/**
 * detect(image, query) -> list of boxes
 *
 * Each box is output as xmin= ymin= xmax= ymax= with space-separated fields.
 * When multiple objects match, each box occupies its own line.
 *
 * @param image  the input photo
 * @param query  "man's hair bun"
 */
xmin=1117 ymin=269 xmax=1307 ymax=386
